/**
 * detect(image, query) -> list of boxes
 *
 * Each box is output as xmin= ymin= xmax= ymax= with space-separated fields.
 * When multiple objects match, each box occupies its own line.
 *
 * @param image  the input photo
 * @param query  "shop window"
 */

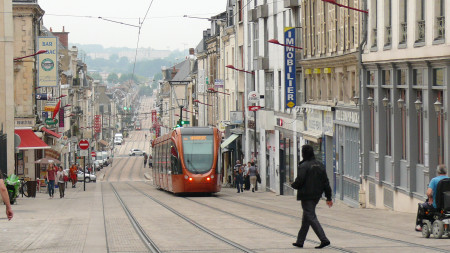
xmin=436 ymin=91 xmax=445 ymax=164
xmin=368 ymin=88 xmax=375 ymax=152
xmin=433 ymin=68 xmax=444 ymax=86
xmin=397 ymin=69 xmax=407 ymax=86
xmin=382 ymin=70 xmax=391 ymax=86
xmin=399 ymin=89 xmax=407 ymax=159
xmin=384 ymin=89 xmax=392 ymax=156
xmin=416 ymin=90 xmax=424 ymax=164
xmin=413 ymin=68 xmax=424 ymax=86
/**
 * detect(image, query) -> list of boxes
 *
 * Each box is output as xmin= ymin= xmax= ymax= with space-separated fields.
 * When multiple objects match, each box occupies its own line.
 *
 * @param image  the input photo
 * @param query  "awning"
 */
xmin=301 ymin=130 xmax=322 ymax=143
xmin=221 ymin=134 xmax=240 ymax=149
xmin=41 ymin=127 xmax=61 ymax=139
xmin=15 ymin=129 xmax=51 ymax=150
xmin=98 ymin=139 xmax=109 ymax=146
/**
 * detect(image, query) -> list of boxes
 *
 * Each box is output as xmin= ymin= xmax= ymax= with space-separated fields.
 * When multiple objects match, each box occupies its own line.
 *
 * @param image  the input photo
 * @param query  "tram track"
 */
xmin=109 ymin=183 xmax=161 ymax=253
xmin=126 ymin=182 xmax=255 ymax=253
xmin=204 ymin=194 xmax=450 ymax=253
xmin=105 ymin=156 xmax=127 ymax=181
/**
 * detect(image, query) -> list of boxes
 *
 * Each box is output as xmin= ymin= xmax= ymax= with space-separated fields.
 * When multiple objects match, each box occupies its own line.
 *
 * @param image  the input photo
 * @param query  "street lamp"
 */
xmin=268 ymin=39 xmax=303 ymax=50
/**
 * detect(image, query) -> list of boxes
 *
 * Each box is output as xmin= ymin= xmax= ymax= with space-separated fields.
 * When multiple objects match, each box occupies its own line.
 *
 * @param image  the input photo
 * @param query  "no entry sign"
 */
xmin=78 ymin=139 xmax=89 ymax=150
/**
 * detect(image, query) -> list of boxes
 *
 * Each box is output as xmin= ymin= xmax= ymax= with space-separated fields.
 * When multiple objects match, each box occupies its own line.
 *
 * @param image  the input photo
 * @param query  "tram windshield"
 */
xmin=182 ymin=135 xmax=214 ymax=174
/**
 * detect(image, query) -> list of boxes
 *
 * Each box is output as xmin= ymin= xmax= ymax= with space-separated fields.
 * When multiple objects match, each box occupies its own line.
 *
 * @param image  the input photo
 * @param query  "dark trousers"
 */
xmin=416 ymin=202 xmax=433 ymax=226
xmin=296 ymin=199 xmax=329 ymax=244
xmin=58 ymin=182 xmax=65 ymax=197
xmin=236 ymin=175 xmax=243 ymax=193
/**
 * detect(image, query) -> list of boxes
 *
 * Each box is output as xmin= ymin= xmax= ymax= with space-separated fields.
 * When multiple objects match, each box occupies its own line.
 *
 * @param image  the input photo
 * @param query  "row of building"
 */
xmin=0 ymin=0 xmax=134 ymax=181
xmin=156 ymin=0 xmax=450 ymax=212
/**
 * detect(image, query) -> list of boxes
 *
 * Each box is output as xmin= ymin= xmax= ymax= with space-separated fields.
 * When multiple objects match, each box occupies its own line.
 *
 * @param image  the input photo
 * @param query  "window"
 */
xmin=368 ymin=70 xmax=376 ymax=86
xmin=253 ymin=22 xmax=259 ymax=58
xmin=182 ymin=135 xmax=214 ymax=174
xmin=399 ymin=0 xmax=407 ymax=44
xmin=413 ymin=69 xmax=424 ymax=86
xmin=382 ymin=70 xmax=391 ymax=85
xmin=433 ymin=68 xmax=444 ymax=86
xmin=278 ymin=71 xmax=282 ymax=111
xmin=368 ymin=88 xmax=375 ymax=152
xmin=238 ymin=0 xmax=243 ymax=22
xmin=265 ymin=72 xmax=274 ymax=110
xmin=416 ymin=90 xmax=424 ymax=164
xmin=435 ymin=0 xmax=445 ymax=40
xmin=436 ymin=91 xmax=445 ymax=164
xmin=399 ymin=89 xmax=407 ymax=159
xmin=384 ymin=0 xmax=392 ymax=46
xmin=416 ymin=0 xmax=425 ymax=43
xmin=371 ymin=0 xmax=378 ymax=48
xmin=384 ymin=89 xmax=392 ymax=156
xmin=273 ymin=14 xmax=278 ymax=42
xmin=397 ymin=69 xmax=407 ymax=85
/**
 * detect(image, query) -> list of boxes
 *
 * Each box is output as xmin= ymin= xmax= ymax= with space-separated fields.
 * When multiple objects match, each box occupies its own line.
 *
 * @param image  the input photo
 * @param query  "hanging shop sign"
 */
xmin=59 ymin=108 xmax=64 ymax=127
xmin=45 ymin=118 xmax=58 ymax=125
xmin=284 ymin=27 xmax=296 ymax=109
xmin=44 ymin=106 xmax=56 ymax=112
xmin=36 ymin=93 xmax=53 ymax=100
xmin=37 ymin=37 xmax=58 ymax=87
xmin=94 ymin=115 xmax=102 ymax=133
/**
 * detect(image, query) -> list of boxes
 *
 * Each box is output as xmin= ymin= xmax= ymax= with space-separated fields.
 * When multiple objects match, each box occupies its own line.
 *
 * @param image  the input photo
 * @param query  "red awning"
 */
xmin=15 ymin=129 xmax=51 ymax=150
xmin=41 ymin=127 xmax=61 ymax=138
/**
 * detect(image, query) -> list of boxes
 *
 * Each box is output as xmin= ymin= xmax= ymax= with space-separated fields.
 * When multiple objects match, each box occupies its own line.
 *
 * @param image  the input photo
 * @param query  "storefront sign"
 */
xmin=305 ymin=69 xmax=312 ymax=75
xmin=248 ymin=91 xmax=260 ymax=103
xmin=214 ymin=79 xmax=224 ymax=88
xmin=323 ymin=111 xmax=334 ymax=136
xmin=45 ymin=118 xmax=58 ymax=125
xmin=306 ymin=109 xmax=322 ymax=131
xmin=284 ymin=26 xmax=296 ymax=109
xmin=44 ymin=106 xmax=56 ymax=112
xmin=14 ymin=117 xmax=35 ymax=127
xmin=59 ymin=108 xmax=64 ymax=127
xmin=37 ymin=37 xmax=58 ymax=87
xmin=336 ymin=110 xmax=359 ymax=124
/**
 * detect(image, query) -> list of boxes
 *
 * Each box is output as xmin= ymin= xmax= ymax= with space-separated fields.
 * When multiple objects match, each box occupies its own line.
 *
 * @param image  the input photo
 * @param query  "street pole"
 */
xmin=179 ymin=105 xmax=183 ymax=126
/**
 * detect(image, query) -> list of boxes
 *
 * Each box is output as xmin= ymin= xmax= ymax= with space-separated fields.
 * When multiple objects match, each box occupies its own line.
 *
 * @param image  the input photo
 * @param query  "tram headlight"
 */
xmin=189 ymin=177 xmax=193 ymax=181
xmin=206 ymin=177 xmax=211 ymax=181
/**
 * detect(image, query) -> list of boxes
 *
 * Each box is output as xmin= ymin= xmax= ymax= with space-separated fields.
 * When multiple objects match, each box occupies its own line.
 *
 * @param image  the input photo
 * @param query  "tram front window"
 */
xmin=182 ymin=135 xmax=214 ymax=174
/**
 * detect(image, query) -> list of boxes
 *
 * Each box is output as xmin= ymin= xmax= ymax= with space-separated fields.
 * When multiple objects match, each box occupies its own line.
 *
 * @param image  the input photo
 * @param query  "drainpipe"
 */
xmin=358 ymin=0 xmax=368 ymax=208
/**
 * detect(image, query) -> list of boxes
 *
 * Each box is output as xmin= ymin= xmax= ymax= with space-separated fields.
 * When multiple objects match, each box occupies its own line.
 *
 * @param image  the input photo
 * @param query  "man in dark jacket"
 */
xmin=291 ymin=144 xmax=333 ymax=249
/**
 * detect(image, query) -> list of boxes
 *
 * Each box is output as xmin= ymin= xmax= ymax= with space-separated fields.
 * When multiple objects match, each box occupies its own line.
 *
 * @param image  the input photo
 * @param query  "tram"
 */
xmin=151 ymin=127 xmax=222 ymax=193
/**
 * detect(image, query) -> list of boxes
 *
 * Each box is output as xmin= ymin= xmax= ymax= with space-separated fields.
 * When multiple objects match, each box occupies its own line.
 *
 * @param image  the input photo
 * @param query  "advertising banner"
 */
xmin=38 ymin=37 xmax=58 ymax=87
xmin=94 ymin=115 xmax=102 ymax=133
xmin=36 ymin=93 xmax=53 ymax=100
xmin=151 ymin=110 xmax=157 ymax=126
xmin=59 ymin=108 xmax=64 ymax=127
xmin=284 ymin=27 xmax=296 ymax=108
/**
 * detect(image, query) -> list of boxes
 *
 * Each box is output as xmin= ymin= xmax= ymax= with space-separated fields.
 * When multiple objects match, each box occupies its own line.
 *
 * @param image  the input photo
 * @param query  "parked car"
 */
xmin=64 ymin=169 xmax=97 ymax=183
xmin=114 ymin=137 xmax=122 ymax=145
xmin=129 ymin=149 xmax=145 ymax=156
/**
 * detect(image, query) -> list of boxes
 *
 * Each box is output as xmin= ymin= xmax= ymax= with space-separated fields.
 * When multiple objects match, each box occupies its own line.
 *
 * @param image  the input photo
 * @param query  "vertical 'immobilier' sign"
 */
xmin=284 ymin=27 xmax=296 ymax=108
xmin=38 ymin=37 xmax=58 ymax=87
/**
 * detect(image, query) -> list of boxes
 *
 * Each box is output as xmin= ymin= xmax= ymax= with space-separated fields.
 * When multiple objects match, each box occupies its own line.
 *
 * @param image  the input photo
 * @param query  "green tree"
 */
xmin=107 ymin=73 xmax=119 ymax=83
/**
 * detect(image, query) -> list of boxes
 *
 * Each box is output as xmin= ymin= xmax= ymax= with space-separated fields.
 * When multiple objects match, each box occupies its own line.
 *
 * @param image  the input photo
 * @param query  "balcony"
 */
xmin=436 ymin=16 xmax=445 ymax=40
xmin=384 ymin=26 xmax=392 ymax=47
xmin=399 ymin=22 xmax=407 ymax=44
xmin=416 ymin=20 xmax=425 ymax=43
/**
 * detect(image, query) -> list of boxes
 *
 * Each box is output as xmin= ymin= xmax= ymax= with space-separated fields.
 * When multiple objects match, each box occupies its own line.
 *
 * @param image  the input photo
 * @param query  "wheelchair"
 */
xmin=421 ymin=178 xmax=450 ymax=239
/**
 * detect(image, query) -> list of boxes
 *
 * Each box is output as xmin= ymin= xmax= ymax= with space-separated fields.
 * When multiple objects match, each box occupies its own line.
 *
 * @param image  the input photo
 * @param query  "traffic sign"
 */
xmin=91 ymin=151 xmax=96 ymax=157
xmin=248 ymin=91 xmax=260 ymax=104
xmin=80 ymin=150 xmax=88 ymax=156
xmin=248 ymin=106 xmax=261 ymax=111
xmin=78 ymin=139 xmax=89 ymax=150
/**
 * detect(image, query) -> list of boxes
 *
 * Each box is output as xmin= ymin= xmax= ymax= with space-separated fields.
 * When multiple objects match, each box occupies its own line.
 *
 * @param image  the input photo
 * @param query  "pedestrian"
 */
xmin=247 ymin=162 xmax=258 ymax=192
xmin=234 ymin=160 xmax=244 ymax=193
xmin=47 ymin=163 xmax=57 ymax=199
xmin=291 ymin=144 xmax=333 ymax=249
xmin=69 ymin=163 xmax=78 ymax=188
xmin=63 ymin=167 xmax=69 ymax=188
xmin=415 ymin=164 xmax=449 ymax=231
xmin=233 ymin=160 xmax=241 ymax=187
xmin=0 ymin=172 xmax=13 ymax=220
xmin=143 ymin=153 xmax=148 ymax=168
xmin=148 ymin=155 xmax=152 ymax=168
xmin=56 ymin=166 xmax=66 ymax=198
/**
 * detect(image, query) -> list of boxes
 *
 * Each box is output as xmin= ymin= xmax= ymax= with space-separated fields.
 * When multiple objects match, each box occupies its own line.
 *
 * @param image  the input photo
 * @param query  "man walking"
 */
xmin=234 ymin=160 xmax=244 ymax=193
xmin=291 ymin=145 xmax=332 ymax=249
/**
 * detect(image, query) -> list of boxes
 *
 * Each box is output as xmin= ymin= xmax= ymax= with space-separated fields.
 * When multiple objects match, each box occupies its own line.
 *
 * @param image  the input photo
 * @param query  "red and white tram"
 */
xmin=151 ymin=127 xmax=222 ymax=193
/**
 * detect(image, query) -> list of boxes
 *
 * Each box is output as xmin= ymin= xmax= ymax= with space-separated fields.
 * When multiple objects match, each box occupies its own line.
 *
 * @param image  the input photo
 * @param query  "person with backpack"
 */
xmin=234 ymin=160 xmax=244 ymax=193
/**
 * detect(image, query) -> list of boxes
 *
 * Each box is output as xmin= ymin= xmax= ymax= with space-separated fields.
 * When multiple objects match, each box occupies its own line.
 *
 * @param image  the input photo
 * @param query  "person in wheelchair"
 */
xmin=415 ymin=165 xmax=449 ymax=232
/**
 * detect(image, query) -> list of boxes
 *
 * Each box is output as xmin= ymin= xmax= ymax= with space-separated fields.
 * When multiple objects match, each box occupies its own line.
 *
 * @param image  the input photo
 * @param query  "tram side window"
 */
xmin=163 ymin=141 xmax=168 ymax=174
xmin=171 ymin=145 xmax=182 ymax=174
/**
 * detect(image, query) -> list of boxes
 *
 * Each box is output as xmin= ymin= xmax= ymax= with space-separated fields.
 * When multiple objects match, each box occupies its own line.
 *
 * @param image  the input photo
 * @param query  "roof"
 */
xmin=171 ymin=60 xmax=190 ymax=81
xmin=15 ymin=129 xmax=51 ymax=150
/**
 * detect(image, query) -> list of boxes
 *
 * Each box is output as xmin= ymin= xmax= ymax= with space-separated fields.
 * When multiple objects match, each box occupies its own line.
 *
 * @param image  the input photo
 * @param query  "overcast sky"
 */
xmin=39 ymin=0 xmax=227 ymax=50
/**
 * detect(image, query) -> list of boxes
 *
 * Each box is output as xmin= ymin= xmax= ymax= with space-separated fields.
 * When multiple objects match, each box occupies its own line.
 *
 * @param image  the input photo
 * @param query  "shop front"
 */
xmin=14 ymin=129 xmax=50 ymax=179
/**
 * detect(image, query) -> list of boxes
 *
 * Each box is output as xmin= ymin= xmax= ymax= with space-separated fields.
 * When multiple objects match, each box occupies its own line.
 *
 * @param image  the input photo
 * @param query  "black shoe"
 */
xmin=252 ymin=188 xmax=255 ymax=192
xmin=292 ymin=243 xmax=303 ymax=248
xmin=315 ymin=241 xmax=330 ymax=249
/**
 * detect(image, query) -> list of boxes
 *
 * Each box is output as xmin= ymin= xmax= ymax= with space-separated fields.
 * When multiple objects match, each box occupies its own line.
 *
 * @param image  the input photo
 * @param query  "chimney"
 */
xmin=52 ymin=26 xmax=69 ymax=48
xmin=189 ymin=48 xmax=195 ymax=55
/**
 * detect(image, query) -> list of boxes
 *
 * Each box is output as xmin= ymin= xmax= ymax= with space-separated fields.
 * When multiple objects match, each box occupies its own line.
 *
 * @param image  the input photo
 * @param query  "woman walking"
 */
xmin=47 ymin=163 xmax=57 ymax=198
xmin=247 ymin=162 xmax=258 ymax=192
xmin=56 ymin=167 xmax=65 ymax=198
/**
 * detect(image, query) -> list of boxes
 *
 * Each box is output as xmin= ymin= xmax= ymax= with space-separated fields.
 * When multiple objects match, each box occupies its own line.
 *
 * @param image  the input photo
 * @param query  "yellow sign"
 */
xmin=305 ymin=69 xmax=312 ymax=75
xmin=38 ymin=37 xmax=58 ymax=87
xmin=44 ymin=106 xmax=56 ymax=112
xmin=324 ymin=68 xmax=333 ymax=74
xmin=190 ymin=136 xmax=206 ymax=140
xmin=313 ymin=68 xmax=321 ymax=74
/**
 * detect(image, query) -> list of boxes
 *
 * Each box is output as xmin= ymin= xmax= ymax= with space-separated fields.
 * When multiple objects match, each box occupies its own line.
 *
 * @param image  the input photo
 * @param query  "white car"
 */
xmin=64 ymin=169 xmax=97 ymax=183
xmin=114 ymin=138 xmax=122 ymax=145
xmin=129 ymin=149 xmax=145 ymax=156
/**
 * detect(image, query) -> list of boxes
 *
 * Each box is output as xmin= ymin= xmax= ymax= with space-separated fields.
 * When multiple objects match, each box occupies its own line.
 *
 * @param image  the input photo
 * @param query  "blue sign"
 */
xmin=284 ymin=27 xmax=296 ymax=108
xmin=42 ymin=112 xmax=48 ymax=119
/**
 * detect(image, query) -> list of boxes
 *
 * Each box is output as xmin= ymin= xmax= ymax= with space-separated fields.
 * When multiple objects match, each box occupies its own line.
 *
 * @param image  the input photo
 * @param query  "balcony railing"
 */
xmin=400 ymin=22 xmax=407 ymax=44
xmin=436 ymin=16 xmax=445 ymax=39
xmin=385 ymin=26 xmax=392 ymax=46
xmin=372 ymin=28 xmax=377 ymax=47
xmin=417 ymin=20 xmax=425 ymax=42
